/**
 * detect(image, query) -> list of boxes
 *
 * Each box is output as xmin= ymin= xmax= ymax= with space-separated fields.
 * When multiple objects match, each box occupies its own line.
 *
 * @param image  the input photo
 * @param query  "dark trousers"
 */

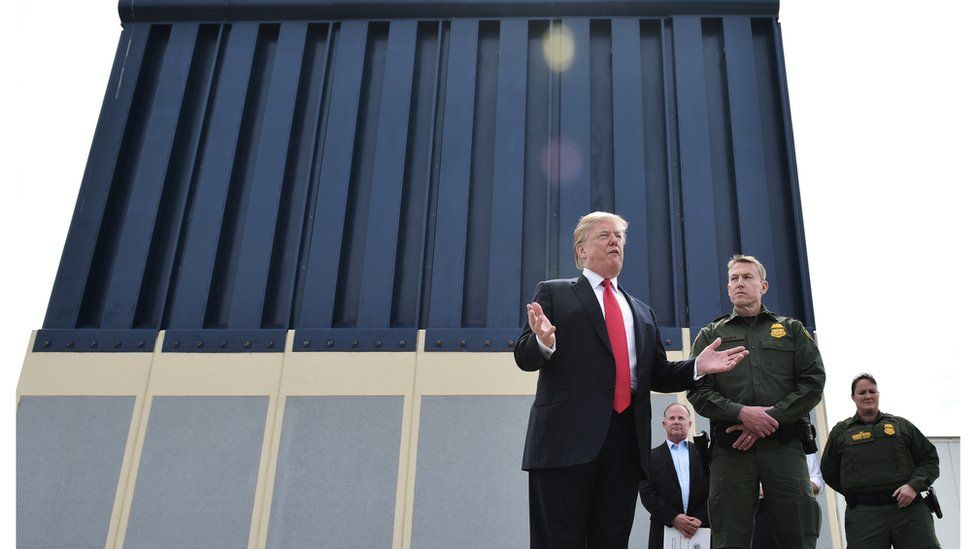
xmin=529 ymin=406 xmax=641 ymax=549
xmin=753 ymin=498 xmax=778 ymax=549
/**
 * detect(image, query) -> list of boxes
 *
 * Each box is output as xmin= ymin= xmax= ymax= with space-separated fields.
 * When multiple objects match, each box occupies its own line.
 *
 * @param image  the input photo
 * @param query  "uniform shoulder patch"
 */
xmin=802 ymin=326 xmax=815 ymax=341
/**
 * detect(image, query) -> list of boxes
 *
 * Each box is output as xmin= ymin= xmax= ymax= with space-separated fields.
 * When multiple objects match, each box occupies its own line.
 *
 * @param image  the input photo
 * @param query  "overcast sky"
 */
xmin=2 ymin=0 xmax=973 ymax=541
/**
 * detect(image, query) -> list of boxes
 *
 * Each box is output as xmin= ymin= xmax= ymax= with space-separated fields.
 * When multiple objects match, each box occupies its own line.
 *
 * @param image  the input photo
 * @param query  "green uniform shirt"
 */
xmin=821 ymin=412 xmax=939 ymax=495
xmin=687 ymin=307 xmax=825 ymax=425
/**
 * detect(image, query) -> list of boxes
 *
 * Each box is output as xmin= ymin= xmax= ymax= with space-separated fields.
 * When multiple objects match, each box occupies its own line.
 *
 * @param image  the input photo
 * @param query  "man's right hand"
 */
xmin=526 ymin=302 xmax=556 ymax=348
xmin=672 ymin=514 xmax=701 ymax=538
xmin=737 ymin=405 xmax=779 ymax=436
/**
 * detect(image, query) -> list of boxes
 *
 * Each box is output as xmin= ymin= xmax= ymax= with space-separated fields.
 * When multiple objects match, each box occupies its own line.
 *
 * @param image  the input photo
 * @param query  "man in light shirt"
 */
xmin=640 ymin=402 xmax=710 ymax=549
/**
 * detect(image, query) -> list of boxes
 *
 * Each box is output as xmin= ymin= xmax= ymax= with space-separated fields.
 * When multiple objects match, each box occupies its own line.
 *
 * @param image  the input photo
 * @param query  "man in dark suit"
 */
xmin=514 ymin=211 xmax=748 ymax=548
xmin=640 ymin=402 xmax=710 ymax=549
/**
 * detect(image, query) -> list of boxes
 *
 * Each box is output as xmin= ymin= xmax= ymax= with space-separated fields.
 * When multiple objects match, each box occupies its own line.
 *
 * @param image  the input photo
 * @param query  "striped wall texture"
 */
xmin=38 ymin=0 xmax=813 ymax=353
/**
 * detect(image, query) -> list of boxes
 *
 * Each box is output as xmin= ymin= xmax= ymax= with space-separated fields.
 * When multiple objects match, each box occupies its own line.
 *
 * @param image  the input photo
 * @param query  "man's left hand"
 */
xmin=696 ymin=338 xmax=749 ymax=375
xmin=892 ymin=484 xmax=917 ymax=508
xmin=726 ymin=424 xmax=760 ymax=451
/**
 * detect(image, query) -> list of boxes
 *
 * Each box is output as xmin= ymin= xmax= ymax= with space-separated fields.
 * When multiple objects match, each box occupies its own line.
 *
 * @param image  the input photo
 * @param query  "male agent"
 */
xmin=515 ymin=212 xmax=748 ymax=548
xmin=687 ymin=254 xmax=824 ymax=548
xmin=639 ymin=402 xmax=710 ymax=549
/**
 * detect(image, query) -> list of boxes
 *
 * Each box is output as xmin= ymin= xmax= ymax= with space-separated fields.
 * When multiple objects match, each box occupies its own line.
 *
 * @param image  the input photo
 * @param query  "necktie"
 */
xmin=602 ymin=279 xmax=631 ymax=412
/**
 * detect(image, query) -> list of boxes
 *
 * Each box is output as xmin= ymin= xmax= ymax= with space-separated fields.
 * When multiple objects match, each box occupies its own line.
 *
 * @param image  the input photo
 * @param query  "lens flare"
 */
xmin=543 ymin=25 xmax=575 ymax=73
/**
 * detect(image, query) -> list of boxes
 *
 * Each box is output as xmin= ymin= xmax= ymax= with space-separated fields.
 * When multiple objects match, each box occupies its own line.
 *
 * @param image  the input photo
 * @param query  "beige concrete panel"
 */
xmin=16 ymin=332 xmax=155 ymax=549
xmin=17 ymin=332 xmax=153 ymax=397
xmin=415 ymin=352 xmax=537 ymax=396
xmin=112 ymin=336 xmax=164 ymax=549
xmin=814 ymin=398 xmax=844 ymax=549
xmin=146 ymin=351 xmax=285 ymax=396
xmin=248 ymin=332 xmax=291 ymax=549
xmin=399 ymin=375 xmax=423 ymax=549
xmin=282 ymin=351 xmax=416 ymax=396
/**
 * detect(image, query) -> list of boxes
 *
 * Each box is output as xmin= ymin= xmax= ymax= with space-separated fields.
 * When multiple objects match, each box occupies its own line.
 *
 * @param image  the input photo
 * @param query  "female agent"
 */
xmin=821 ymin=373 xmax=941 ymax=548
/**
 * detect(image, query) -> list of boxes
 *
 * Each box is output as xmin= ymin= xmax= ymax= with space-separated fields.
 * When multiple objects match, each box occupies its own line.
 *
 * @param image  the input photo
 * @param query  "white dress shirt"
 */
xmin=537 ymin=269 xmax=637 ymax=389
xmin=668 ymin=439 xmax=692 ymax=512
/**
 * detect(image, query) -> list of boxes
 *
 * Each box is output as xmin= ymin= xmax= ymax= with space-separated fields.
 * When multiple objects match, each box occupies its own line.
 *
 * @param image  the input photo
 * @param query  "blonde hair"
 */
xmin=727 ymin=254 xmax=767 ymax=281
xmin=573 ymin=212 xmax=628 ymax=269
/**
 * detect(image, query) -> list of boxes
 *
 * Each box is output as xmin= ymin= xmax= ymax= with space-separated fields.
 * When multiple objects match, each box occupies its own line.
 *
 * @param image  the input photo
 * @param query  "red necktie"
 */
xmin=602 ymin=279 xmax=631 ymax=413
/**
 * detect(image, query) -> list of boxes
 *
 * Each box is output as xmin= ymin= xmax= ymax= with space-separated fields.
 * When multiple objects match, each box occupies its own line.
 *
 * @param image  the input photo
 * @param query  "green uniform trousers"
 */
xmin=845 ymin=499 xmax=940 ymax=549
xmin=708 ymin=439 xmax=820 ymax=549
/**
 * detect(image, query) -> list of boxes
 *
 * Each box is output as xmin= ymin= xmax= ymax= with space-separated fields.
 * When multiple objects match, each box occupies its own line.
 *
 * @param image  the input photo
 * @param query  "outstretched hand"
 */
xmin=696 ymin=338 xmax=749 ymax=375
xmin=526 ymin=302 xmax=556 ymax=348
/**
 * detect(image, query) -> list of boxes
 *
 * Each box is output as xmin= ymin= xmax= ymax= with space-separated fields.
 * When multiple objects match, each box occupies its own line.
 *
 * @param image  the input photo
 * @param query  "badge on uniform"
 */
xmin=884 ymin=424 xmax=896 ymax=436
xmin=852 ymin=431 xmax=872 ymax=441
xmin=770 ymin=323 xmax=786 ymax=339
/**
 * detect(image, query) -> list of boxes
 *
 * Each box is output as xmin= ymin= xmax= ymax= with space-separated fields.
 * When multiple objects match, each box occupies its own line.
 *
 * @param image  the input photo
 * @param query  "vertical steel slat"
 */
xmin=101 ymin=24 xmax=199 ymax=329
xmin=43 ymin=25 xmax=151 ymax=329
xmin=426 ymin=19 xmax=479 ymax=328
xmin=556 ymin=17 xmax=590 ymax=278
xmin=270 ymin=24 xmax=334 ymax=328
xmin=772 ymin=18 xmax=815 ymax=326
xmin=672 ymin=16 xmax=723 ymax=328
xmin=722 ymin=15 xmax=780 ymax=311
xmin=485 ymin=19 xmax=528 ymax=329
xmin=610 ymin=18 xmax=651 ymax=305
xmin=167 ymin=23 xmax=260 ymax=328
xmin=296 ymin=21 xmax=369 ymax=329
xmin=358 ymin=21 xmax=418 ymax=328
xmin=661 ymin=20 xmax=689 ymax=327
xmin=227 ymin=22 xmax=309 ymax=328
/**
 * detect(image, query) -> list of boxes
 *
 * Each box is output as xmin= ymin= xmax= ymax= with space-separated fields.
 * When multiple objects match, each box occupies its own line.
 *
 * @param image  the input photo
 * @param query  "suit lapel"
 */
xmin=572 ymin=275 xmax=613 ymax=354
xmin=661 ymin=442 xmax=681 ymax=494
xmin=688 ymin=441 xmax=701 ymax=499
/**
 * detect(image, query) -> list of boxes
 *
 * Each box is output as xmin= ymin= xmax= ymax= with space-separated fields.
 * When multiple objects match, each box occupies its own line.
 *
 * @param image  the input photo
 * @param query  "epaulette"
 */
xmin=710 ymin=313 xmax=731 ymax=324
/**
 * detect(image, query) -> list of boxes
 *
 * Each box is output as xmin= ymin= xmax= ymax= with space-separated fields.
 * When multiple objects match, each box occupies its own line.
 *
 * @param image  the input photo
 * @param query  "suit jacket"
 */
xmin=514 ymin=275 xmax=696 ymax=476
xmin=639 ymin=441 xmax=710 ymax=549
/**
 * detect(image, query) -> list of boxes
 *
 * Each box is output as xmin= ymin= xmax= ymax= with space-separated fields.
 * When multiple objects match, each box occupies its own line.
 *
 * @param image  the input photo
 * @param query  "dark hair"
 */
xmin=850 ymin=373 xmax=877 ymax=395
xmin=663 ymin=402 xmax=690 ymax=418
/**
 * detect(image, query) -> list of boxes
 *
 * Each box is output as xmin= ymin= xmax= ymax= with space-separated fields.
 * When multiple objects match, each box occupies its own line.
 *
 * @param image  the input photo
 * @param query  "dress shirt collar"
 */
xmin=667 ymin=439 xmax=689 ymax=451
xmin=582 ymin=268 xmax=619 ymax=292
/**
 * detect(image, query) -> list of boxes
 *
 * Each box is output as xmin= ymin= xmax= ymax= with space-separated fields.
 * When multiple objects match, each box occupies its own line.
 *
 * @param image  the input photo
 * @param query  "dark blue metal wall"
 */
xmin=37 ymin=0 xmax=814 ymax=353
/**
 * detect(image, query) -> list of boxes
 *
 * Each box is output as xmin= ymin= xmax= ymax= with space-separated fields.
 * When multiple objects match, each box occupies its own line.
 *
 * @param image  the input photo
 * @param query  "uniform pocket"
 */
xmin=534 ymin=388 xmax=568 ymax=407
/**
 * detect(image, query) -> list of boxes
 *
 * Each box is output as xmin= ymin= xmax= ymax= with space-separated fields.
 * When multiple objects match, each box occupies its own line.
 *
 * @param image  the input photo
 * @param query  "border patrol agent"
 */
xmin=821 ymin=373 xmax=941 ymax=548
xmin=687 ymin=254 xmax=824 ymax=548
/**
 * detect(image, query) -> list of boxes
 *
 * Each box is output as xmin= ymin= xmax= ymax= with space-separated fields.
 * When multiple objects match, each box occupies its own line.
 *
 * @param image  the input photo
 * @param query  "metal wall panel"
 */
xmin=17 ymin=396 xmax=134 ymax=549
xmin=411 ymin=396 xmax=532 ymax=548
xmin=266 ymin=396 xmax=403 ymax=548
xmin=39 ymin=0 xmax=813 ymax=353
xmin=124 ymin=396 xmax=267 ymax=548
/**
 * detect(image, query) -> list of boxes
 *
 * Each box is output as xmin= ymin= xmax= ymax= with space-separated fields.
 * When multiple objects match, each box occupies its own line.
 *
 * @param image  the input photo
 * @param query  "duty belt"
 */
xmin=846 ymin=492 xmax=920 ymax=509
xmin=711 ymin=420 xmax=796 ymax=448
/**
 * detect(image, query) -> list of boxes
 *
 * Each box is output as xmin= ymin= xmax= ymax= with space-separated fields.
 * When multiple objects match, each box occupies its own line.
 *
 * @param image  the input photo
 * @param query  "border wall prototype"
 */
xmin=17 ymin=1 xmax=842 ymax=547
